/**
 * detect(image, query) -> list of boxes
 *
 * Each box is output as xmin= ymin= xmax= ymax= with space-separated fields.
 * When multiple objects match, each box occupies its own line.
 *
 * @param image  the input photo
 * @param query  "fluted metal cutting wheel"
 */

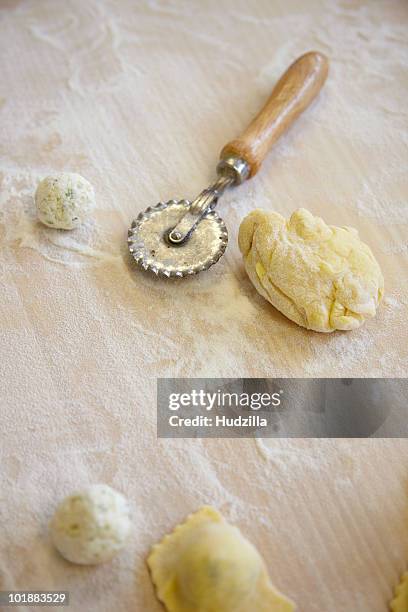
xmin=128 ymin=200 xmax=228 ymax=277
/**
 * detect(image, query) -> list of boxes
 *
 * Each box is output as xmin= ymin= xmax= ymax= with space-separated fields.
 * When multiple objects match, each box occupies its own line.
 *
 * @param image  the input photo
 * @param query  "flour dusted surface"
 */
xmin=0 ymin=1 xmax=407 ymax=611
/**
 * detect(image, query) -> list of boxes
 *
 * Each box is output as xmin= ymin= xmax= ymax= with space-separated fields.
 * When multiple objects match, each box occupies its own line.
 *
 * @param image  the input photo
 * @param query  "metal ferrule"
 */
xmin=216 ymin=155 xmax=250 ymax=185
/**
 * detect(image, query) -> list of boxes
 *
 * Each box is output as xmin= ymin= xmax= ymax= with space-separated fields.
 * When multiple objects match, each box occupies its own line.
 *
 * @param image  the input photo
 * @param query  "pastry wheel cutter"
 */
xmin=128 ymin=51 xmax=328 ymax=277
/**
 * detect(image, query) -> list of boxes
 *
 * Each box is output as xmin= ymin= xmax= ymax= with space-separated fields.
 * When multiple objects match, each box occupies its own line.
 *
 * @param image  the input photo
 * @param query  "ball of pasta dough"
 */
xmin=50 ymin=485 xmax=131 ymax=564
xmin=35 ymin=173 xmax=95 ymax=229
xmin=239 ymin=208 xmax=384 ymax=333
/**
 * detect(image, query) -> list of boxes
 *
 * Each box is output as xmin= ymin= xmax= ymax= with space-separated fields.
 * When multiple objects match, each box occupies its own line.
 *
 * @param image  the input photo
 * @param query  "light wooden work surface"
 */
xmin=0 ymin=1 xmax=407 ymax=611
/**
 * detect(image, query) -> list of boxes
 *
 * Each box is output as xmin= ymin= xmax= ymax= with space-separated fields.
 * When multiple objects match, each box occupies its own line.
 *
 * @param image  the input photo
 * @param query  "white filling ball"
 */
xmin=35 ymin=173 xmax=95 ymax=230
xmin=50 ymin=485 xmax=131 ymax=565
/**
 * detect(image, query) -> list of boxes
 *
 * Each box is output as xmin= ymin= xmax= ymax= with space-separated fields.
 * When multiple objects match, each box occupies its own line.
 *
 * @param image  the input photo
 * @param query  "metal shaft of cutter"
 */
xmin=167 ymin=156 xmax=250 ymax=245
xmin=167 ymin=174 xmax=234 ymax=245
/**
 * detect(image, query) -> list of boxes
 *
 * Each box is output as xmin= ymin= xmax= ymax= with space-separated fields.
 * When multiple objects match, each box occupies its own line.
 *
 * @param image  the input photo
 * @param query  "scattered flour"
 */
xmin=0 ymin=1 xmax=407 ymax=611
xmin=1 ymin=170 xmax=121 ymax=266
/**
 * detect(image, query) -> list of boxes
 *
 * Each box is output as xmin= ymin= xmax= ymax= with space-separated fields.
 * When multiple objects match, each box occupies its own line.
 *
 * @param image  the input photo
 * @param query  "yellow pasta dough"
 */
xmin=147 ymin=506 xmax=295 ymax=612
xmin=238 ymin=208 xmax=384 ymax=332
xmin=390 ymin=572 xmax=408 ymax=612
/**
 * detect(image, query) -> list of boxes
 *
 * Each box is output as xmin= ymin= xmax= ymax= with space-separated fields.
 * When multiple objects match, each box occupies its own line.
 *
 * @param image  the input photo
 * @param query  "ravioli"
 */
xmin=147 ymin=506 xmax=295 ymax=612
xmin=238 ymin=208 xmax=384 ymax=332
xmin=390 ymin=572 xmax=408 ymax=612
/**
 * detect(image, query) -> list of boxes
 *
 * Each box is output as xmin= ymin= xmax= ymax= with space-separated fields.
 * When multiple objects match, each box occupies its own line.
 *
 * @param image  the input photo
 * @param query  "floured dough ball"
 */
xmin=239 ymin=208 xmax=384 ymax=333
xmin=35 ymin=173 xmax=95 ymax=229
xmin=50 ymin=485 xmax=131 ymax=564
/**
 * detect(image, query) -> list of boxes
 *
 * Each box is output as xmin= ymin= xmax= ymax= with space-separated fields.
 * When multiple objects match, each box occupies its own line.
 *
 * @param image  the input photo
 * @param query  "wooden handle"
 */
xmin=220 ymin=51 xmax=329 ymax=178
